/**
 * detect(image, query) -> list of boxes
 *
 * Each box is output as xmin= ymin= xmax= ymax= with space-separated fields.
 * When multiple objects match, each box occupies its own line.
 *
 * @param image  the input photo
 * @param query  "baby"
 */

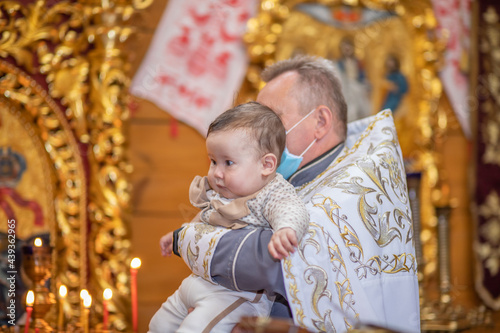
xmin=148 ymin=101 xmax=309 ymax=332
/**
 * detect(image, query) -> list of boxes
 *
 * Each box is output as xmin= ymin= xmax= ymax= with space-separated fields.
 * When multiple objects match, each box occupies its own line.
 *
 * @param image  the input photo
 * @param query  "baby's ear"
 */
xmin=261 ymin=153 xmax=277 ymax=176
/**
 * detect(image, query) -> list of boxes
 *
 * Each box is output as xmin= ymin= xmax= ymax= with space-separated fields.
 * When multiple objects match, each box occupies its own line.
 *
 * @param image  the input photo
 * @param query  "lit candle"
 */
xmin=83 ymin=294 xmax=92 ymax=333
xmin=103 ymin=288 xmax=112 ymax=330
xmin=24 ymin=290 xmax=34 ymax=333
xmin=80 ymin=289 xmax=89 ymax=329
xmin=130 ymin=257 xmax=141 ymax=332
xmin=34 ymin=238 xmax=42 ymax=247
xmin=80 ymin=289 xmax=89 ymax=300
xmin=58 ymin=285 xmax=67 ymax=331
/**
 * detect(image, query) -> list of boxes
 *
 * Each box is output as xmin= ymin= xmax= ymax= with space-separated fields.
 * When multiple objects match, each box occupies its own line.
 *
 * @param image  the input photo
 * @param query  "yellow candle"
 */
xmin=80 ymin=289 xmax=89 ymax=329
xmin=58 ymin=285 xmax=67 ymax=331
xmin=83 ymin=295 xmax=92 ymax=333
xmin=80 ymin=289 xmax=89 ymax=299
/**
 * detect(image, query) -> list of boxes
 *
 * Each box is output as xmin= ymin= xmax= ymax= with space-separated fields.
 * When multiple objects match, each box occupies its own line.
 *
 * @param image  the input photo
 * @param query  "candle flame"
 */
xmin=59 ymin=285 xmax=67 ymax=298
xmin=34 ymin=238 xmax=42 ymax=247
xmin=80 ymin=289 xmax=89 ymax=300
xmin=83 ymin=295 xmax=92 ymax=308
xmin=26 ymin=290 xmax=34 ymax=306
xmin=130 ymin=257 xmax=141 ymax=269
xmin=103 ymin=288 xmax=113 ymax=300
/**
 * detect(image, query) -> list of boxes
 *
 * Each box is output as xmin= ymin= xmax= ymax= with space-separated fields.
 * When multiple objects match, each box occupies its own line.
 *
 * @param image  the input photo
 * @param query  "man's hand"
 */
xmin=160 ymin=231 xmax=174 ymax=257
xmin=268 ymin=227 xmax=298 ymax=260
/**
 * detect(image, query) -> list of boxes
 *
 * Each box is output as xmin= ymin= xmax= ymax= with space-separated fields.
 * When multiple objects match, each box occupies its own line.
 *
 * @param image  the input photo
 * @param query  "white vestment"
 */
xmin=282 ymin=110 xmax=420 ymax=332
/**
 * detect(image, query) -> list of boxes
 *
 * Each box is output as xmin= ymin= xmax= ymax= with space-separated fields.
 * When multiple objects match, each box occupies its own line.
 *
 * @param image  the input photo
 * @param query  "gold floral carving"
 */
xmin=0 ymin=0 xmax=151 ymax=330
xmin=0 ymin=60 xmax=87 ymax=326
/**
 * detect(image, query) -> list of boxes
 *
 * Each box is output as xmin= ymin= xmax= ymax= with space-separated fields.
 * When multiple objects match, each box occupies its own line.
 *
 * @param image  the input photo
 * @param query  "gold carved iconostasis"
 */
xmin=0 ymin=0 xmax=153 ymax=331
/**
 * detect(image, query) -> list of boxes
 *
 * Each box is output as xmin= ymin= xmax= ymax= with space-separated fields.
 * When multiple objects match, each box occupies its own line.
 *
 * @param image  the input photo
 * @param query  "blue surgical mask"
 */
xmin=277 ymin=109 xmax=317 ymax=179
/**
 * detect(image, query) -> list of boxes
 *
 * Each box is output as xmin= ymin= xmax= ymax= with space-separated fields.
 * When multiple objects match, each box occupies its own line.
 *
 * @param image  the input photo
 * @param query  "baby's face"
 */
xmin=206 ymin=128 xmax=268 ymax=199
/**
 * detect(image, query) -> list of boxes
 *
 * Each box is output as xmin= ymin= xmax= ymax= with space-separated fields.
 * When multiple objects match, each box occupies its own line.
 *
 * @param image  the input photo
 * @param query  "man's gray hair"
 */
xmin=261 ymin=55 xmax=348 ymax=139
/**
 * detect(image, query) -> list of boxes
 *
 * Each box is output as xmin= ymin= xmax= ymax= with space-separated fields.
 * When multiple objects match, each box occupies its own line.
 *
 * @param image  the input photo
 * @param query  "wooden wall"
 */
xmin=129 ymin=101 xmax=207 ymax=332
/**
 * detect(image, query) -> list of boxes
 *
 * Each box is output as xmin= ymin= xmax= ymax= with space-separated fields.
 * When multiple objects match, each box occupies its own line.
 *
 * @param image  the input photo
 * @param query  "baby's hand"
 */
xmin=160 ymin=232 xmax=174 ymax=257
xmin=268 ymin=227 xmax=298 ymax=260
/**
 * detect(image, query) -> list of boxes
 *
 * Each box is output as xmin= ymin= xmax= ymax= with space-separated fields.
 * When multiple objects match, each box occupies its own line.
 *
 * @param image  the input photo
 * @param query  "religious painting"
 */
xmin=0 ymin=97 xmax=55 ymax=325
xmin=273 ymin=3 xmax=415 ymax=154
xmin=0 ymin=104 xmax=55 ymax=239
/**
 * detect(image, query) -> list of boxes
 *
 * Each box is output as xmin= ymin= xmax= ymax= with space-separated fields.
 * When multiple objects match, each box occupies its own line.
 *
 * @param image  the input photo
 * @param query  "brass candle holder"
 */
xmin=420 ymin=206 xmax=491 ymax=331
xmin=22 ymin=238 xmax=56 ymax=332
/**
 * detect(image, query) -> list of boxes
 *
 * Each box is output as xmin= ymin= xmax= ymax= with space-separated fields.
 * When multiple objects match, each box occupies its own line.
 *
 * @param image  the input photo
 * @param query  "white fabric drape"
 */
xmin=130 ymin=0 xmax=256 ymax=136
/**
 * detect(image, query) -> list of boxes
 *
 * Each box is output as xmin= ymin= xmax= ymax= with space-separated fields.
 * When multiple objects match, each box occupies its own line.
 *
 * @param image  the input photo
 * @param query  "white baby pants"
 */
xmin=148 ymin=274 xmax=272 ymax=333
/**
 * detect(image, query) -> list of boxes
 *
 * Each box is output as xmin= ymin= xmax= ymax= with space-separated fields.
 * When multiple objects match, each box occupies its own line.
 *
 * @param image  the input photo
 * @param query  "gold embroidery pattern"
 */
xmin=202 ymin=237 xmax=219 ymax=280
xmin=194 ymin=223 xmax=218 ymax=242
xmin=285 ymin=222 xmax=359 ymax=331
xmin=311 ymin=188 xmax=416 ymax=278
xmin=283 ymin=259 xmax=305 ymax=326
xmin=181 ymin=223 xmax=226 ymax=280
xmin=367 ymin=253 xmax=417 ymax=274
xmin=297 ymin=111 xmax=391 ymax=197
xmin=186 ymin=242 xmax=200 ymax=272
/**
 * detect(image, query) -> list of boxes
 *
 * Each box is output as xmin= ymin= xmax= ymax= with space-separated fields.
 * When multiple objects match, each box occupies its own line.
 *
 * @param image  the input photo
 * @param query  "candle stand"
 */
xmin=419 ymin=206 xmax=492 ymax=331
xmin=22 ymin=244 xmax=56 ymax=332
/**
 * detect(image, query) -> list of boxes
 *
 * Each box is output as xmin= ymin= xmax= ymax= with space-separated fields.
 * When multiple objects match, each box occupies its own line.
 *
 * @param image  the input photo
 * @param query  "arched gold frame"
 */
xmin=0 ymin=59 xmax=87 ymax=324
xmin=0 ymin=0 xmax=151 ymax=330
xmin=239 ymin=0 xmax=446 ymax=280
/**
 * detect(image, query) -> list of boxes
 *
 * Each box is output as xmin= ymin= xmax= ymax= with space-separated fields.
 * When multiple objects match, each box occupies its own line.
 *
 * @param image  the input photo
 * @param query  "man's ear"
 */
xmin=315 ymin=106 xmax=333 ymax=139
xmin=261 ymin=153 xmax=277 ymax=176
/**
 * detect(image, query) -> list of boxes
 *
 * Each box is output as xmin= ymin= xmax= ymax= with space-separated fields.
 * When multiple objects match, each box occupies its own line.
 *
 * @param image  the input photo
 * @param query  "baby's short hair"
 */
xmin=207 ymin=101 xmax=286 ymax=161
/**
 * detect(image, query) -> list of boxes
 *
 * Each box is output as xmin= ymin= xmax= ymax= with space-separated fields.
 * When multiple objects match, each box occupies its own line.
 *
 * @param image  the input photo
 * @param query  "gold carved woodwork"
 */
xmin=0 ymin=59 xmax=87 ymax=328
xmin=240 ymin=0 xmax=446 ymax=281
xmin=0 ymin=0 xmax=151 ymax=330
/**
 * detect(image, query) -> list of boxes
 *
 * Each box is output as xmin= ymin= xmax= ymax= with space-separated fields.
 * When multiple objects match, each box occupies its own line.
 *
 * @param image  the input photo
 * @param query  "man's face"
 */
xmin=256 ymin=72 xmax=316 ymax=166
